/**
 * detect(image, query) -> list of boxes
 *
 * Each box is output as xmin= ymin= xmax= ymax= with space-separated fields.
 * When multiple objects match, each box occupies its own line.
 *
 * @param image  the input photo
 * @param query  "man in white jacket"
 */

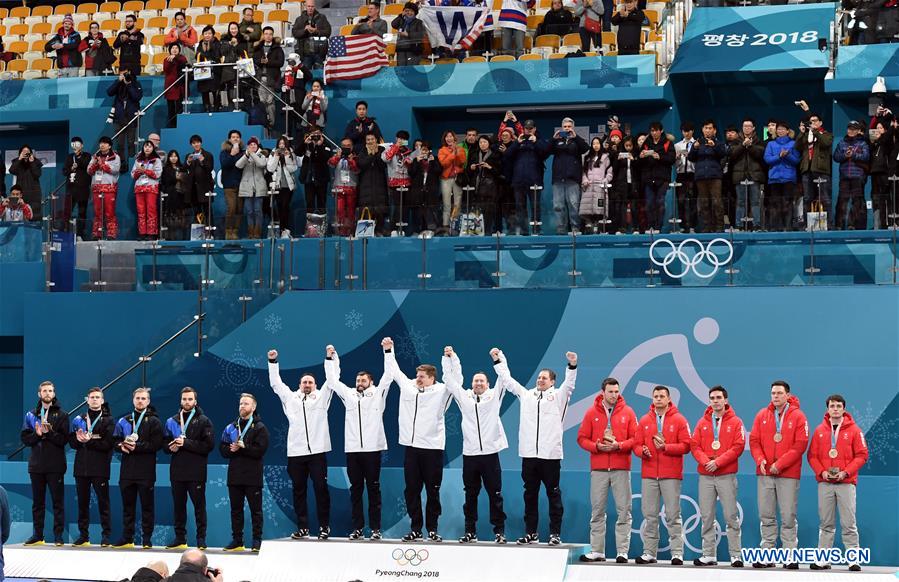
xmin=492 ymin=348 xmax=577 ymax=546
xmin=444 ymin=346 xmax=509 ymax=544
xmin=382 ymin=337 xmax=453 ymax=542
xmin=268 ymin=348 xmax=334 ymax=540
xmin=323 ymin=344 xmax=391 ymax=541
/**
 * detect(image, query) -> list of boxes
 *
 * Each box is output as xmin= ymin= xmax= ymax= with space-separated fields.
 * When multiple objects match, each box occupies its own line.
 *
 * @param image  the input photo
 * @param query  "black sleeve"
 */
xmin=243 ymin=425 xmax=269 ymax=459
xmin=86 ymin=418 xmax=116 ymax=452
xmin=134 ymin=418 xmax=164 ymax=453
xmin=183 ymin=417 xmax=215 ymax=454
xmin=46 ymin=412 xmax=70 ymax=448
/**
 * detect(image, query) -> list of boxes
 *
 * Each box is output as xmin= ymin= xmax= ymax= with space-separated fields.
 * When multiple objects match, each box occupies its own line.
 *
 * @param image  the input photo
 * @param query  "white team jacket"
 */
xmin=269 ymin=361 xmax=334 ymax=457
xmin=384 ymin=350 xmax=452 ymax=450
xmin=493 ymin=353 xmax=577 ymax=460
xmin=444 ymin=353 xmax=509 ymax=456
xmin=324 ymin=354 xmax=391 ymax=453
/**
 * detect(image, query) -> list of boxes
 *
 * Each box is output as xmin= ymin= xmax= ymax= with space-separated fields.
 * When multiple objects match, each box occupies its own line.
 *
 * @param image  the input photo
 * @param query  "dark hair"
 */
xmin=709 ymin=385 xmax=728 ymax=398
xmin=396 ymin=130 xmax=410 ymax=140
xmin=136 ymin=141 xmax=159 ymax=161
xmin=175 ymin=10 xmax=186 ymax=18
xmin=826 ymin=393 xmax=846 ymax=407
xmin=168 ymin=42 xmax=181 ymax=53
xmin=741 ymin=118 xmax=755 ymax=126
xmin=808 ymin=112 xmax=822 ymax=122
xmin=652 ymin=385 xmax=670 ymax=396
xmin=356 ymin=370 xmax=374 ymax=382
xmin=228 ymin=21 xmax=240 ymax=33
xmin=125 ymin=13 xmax=137 ymax=21
xmin=242 ymin=6 xmax=253 ymax=13
xmin=228 ymin=129 xmax=242 ymax=139
xmin=601 ymin=377 xmax=620 ymax=390
xmin=767 ymin=118 xmax=777 ymax=125
xmin=276 ymin=135 xmax=291 ymax=149
xmin=262 ymin=25 xmax=274 ymax=33
xmin=702 ymin=119 xmax=716 ymax=129
xmin=167 ymin=149 xmax=182 ymax=165
xmin=190 ymin=134 xmax=202 ymax=144
xmin=87 ymin=386 xmax=103 ymax=395
xmin=649 ymin=121 xmax=663 ymax=131
xmin=466 ymin=127 xmax=478 ymax=134
xmin=202 ymin=25 xmax=215 ymax=35
xmin=419 ymin=140 xmax=431 ymax=149
xmin=775 ymin=120 xmax=789 ymax=129
xmin=181 ymin=386 xmax=198 ymax=398
xmin=771 ymin=380 xmax=791 ymax=393
xmin=18 ymin=144 xmax=31 ymax=155
xmin=539 ymin=368 xmax=557 ymax=382
xmin=680 ymin=121 xmax=694 ymax=132
xmin=364 ymin=132 xmax=378 ymax=141
xmin=441 ymin=130 xmax=456 ymax=145
xmin=311 ymin=78 xmax=323 ymax=87
xmin=725 ymin=125 xmax=737 ymax=133
xmin=9 ymin=184 xmax=23 ymax=195
xmin=355 ymin=100 xmax=368 ymax=109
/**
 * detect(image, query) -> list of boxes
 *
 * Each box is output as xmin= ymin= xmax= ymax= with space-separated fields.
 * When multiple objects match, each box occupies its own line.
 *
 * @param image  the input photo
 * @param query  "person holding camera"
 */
xmin=9 ymin=145 xmax=43 ymax=221
xmin=328 ymin=138 xmax=360 ymax=236
xmin=292 ymin=0 xmax=332 ymax=71
xmin=357 ymin=134 xmax=390 ymax=235
xmin=79 ymin=22 xmax=115 ymax=77
xmin=267 ymin=136 xmax=299 ymax=237
xmin=467 ymin=135 xmax=503 ymax=235
xmin=220 ymin=130 xmax=245 ymax=240
xmin=168 ymin=549 xmax=224 ymax=582
xmin=687 ymin=119 xmax=727 ymax=233
xmin=301 ymin=79 xmax=328 ymax=130
xmin=184 ymin=135 xmax=215 ymax=235
xmin=236 ymin=136 xmax=269 ymax=240
xmin=1 ymin=185 xmax=34 ymax=222
xmin=298 ymin=127 xmax=333 ymax=226
xmin=344 ymin=101 xmax=383 ymax=152
xmin=505 ymin=120 xmax=550 ymax=235
xmin=407 ymin=141 xmax=441 ymax=234
xmin=383 ymin=130 xmax=414 ymax=235
xmin=114 ymin=15 xmax=144 ymax=76
xmin=793 ymin=104 xmax=834 ymax=230
xmin=106 ymin=71 xmax=143 ymax=159
xmin=550 ymin=118 xmax=589 ymax=234
xmin=252 ymin=26 xmax=285 ymax=129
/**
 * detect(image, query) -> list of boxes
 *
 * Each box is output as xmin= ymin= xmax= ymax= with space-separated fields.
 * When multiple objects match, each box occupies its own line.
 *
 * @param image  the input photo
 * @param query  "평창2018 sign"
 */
xmin=670 ymin=3 xmax=835 ymax=74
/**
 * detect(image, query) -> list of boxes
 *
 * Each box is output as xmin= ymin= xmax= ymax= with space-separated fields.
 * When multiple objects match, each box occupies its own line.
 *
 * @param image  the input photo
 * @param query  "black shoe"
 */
xmin=402 ymin=531 xmax=422 ymax=542
xmin=671 ymin=556 xmax=683 ymax=566
xmin=548 ymin=534 xmax=561 ymax=546
xmin=370 ymin=530 xmax=382 ymax=540
xmin=72 ymin=536 xmax=90 ymax=547
xmin=142 ymin=541 xmax=153 ymax=549
xmin=616 ymin=555 xmax=628 ymax=564
xmin=752 ymin=562 xmax=774 ymax=569
xmin=111 ymin=539 xmax=134 ymax=549
xmin=849 ymin=564 xmax=861 ymax=572
xmin=579 ymin=553 xmax=605 ymax=562
xmin=517 ymin=533 xmax=538 ymax=545
xmin=635 ymin=555 xmax=657 ymax=564
xmin=291 ymin=529 xmax=309 ymax=539
xmin=427 ymin=531 xmax=442 ymax=542
xmin=318 ymin=526 xmax=330 ymax=540
xmin=731 ymin=560 xmax=744 ymax=568
xmin=810 ymin=563 xmax=831 ymax=570
xmin=458 ymin=532 xmax=477 ymax=543
xmin=196 ymin=538 xmax=207 ymax=550
xmin=100 ymin=537 xmax=111 ymax=548
xmin=24 ymin=535 xmax=45 ymax=546
xmin=251 ymin=539 xmax=262 ymax=552
xmin=693 ymin=558 xmax=717 ymax=566
xmin=783 ymin=563 xmax=799 ymax=570
xmin=348 ymin=529 xmax=364 ymax=541
xmin=165 ymin=539 xmax=188 ymax=550
xmin=494 ymin=533 xmax=506 ymax=544
xmin=223 ymin=540 xmax=245 ymax=552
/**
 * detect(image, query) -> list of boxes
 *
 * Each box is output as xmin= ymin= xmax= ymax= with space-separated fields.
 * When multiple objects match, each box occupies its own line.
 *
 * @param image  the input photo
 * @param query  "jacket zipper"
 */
xmin=475 ymin=398 xmax=483 ymax=452
xmin=302 ymin=398 xmax=312 ymax=453
xmin=357 ymin=400 xmax=364 ymax=449
xmin=411 ymin=392 xmax=420 ymax=444
xmin=535 ymin=397 xmax=541 ymax=456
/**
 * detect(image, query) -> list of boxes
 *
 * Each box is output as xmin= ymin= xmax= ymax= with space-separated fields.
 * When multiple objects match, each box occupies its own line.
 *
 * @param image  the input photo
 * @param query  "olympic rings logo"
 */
xmin=649 ymin=238 xmax=734 ymax=279
xmin=392 ymin=547 xmax=430 ymax=567
xmin=631 ymin=493 xmax=744 ymax=553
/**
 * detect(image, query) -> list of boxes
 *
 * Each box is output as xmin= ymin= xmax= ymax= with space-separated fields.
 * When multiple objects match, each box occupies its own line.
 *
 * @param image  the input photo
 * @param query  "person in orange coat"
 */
xmin=576 ymin=378 xmax=637 ymax=563
xmin=633 ymin=386 xmax=691 ymax=565
xmin=690 ymin=386 xmax=745 ymax=568
xmin=748 ymin=380 xmax=809 ymax=569
xmin=437 ymin=131 xmax=467 ymax=233
xmin=806 ymin=394 xmax=868 ymax=571
xmin=164 ymin=12 xmax=198 ymax=62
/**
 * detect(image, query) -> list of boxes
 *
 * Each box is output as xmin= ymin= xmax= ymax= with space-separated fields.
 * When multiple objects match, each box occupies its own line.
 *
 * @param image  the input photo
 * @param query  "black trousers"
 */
xmin=287 ymin=453 xmax=330 ymax=529
xmin=305 ymin=180 xmax=328 ymax=216
xmin=766 ymin=182 xmax=795 ymax=231
xmin=228 ymin=485 xmax=263 ymax=542
xmin=404 ymin=446 xmax=444 ymax=533
xmin=172 ymin=481 xmax=207 ymax=540
xmin=30 ymin=472 xmax=64 ymax=538
xmin=75 ymin=476 xmax=111 ymax=538
xmin=276 ymin=187 xmax=294 ymax=232
xmin=347 ymin=451 xmax=382 ymax=531
xmin=522 ymin=457 xmax=563 ymax=535
xmin=674 ymin=173 xmax=696 ymax=231
xmin=120 ymin=479 xmax=155 ymax=542
xmin=462 ymin=453 xmax=506 ymax=534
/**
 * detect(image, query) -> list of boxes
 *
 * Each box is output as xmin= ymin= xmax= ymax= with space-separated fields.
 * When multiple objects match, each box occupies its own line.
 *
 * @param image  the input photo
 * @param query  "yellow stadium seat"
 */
xmin=30 ymin=39 xmax=46 ymax=52
xmin=31 ymin=22 xmax=52 ymax=35
xmin=98 ymin=2 xmax=122 ymax=14
xmin=7 ymin=41 xmax=28 ymax=55
xmin=0 ymin=60 xmax=4 ymax=73
xmin=605 ymin=50 xmax=618 ymax=56
xmin=649 ymin=30 xmax=663 ymax=42
xmin=9 ymin=7 xmax=30 ymax=22
xmin=218 ymin=12 xmax=239 ymax=25
xmin=258 ymin=0 xmax=281 ymax=6
xmin=519 ymin=53 xmax=542 ymax=60
xmin=0 ymin=8 xmax=8 ymax=20
xmin=77 ymin=3 xmax=100 ymax=16
xmin=214 ymin=0 xmax=236 ymax=6
xmin=526 ymin=14 xmax=543 ymax=31
xmin=539 ymin=0 xmax=552 ymax=7
xmin=5 ymin=59 xmax=28 ymax=78
xmin=31 ymin=57 xmax=55 ymax=77
xmin=123 ymin=1 xmax=145 ymax=13
xmin=54 ymin=4 xmax=77 ymax=16
xmin=435 ymin=58 xmax=457 ymax=64
xmin=339 ymin=24 xmax=354 ymax=36
xmin=9 ymin=24 xmax=29 ymax=40
xmin=643 ymin=9 xmax=659 ymax=28
xmin=357 ymin=5 xmax=368 ymax=17
xmin=462 ymin=56 xmax=487 ymax=63
xmin=150 ymin=33 xmax=167 ymax=49
xmin=490 ymin=55 xmax=515 ymax=62
xmin=266 ymin=8 xmax=289 ymax=36
xmin=192 ymin=0 xmax=213 ymax=11
xmin=383 ymin=3 xmax=403 ymax=16
xmin=145 ymin=0 xmax=166 ymax=13
xmin=76 ymin=20 xmax=92 ymax=32
xmin=100 ymin=19 xmax=121 ymax=35
xmin=32 ymin=6 xmax=53 ymax=21
xmin=584 ymin=50 xmax=597 ymax=56
xmin=147 ymin=16 xmax=168 ymax=30
xmin=561 ymin=32 xmax=580 ymax=47
xmin=168 ymin=0 xmax=190 ymax=9
xmin=601 ymin=30 xmax=616 ymax=49
xmin=534 ymin=34 xmax=560 ymax=50
xmin=492 ymin=0 xmax=502 ymax=9
xmin=548 ymin=52 xmax=566 ymax=59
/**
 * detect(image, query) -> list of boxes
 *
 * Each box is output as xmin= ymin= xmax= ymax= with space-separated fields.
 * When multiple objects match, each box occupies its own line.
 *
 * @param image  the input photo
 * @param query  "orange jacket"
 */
xmin=576 ymin=394 xmax=637 ymax=471
xmin=165 ymin=25 xmax=198 ymax=48
xmin=437 ymin=145 xmax=466 ymax=179
xmin=748 ymin=394 xmax=809 ymax=479
xmin=690 ymin=404 xmax=745 ymax=476
xmin=633 ymin=403 xmax=691 ymax=480
xmin=807 ymin=412 xmax=868 ymax=485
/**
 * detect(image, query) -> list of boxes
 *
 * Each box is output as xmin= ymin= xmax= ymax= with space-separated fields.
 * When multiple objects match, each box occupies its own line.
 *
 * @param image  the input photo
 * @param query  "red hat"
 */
xmin=247 ymin=136 xmax=260 ymax=147
xmin=610 ymin=129 xmax=623 ymax=140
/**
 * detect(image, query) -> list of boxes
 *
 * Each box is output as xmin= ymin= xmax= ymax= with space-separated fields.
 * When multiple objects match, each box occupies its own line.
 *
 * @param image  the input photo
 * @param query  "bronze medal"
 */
xmin=603 ymin=428 xmax=615 ymax=442
xmin=828 ymin=448 xmax=838 ymax=459
xmin=773 ymin=433 xmax=783 ymax=443
xmin=711 ymin=440 xmax=721 ymax=450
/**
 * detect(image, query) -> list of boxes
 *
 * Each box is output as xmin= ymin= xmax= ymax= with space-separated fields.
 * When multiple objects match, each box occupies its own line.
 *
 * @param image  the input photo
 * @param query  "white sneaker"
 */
xmin=584 ymin=552 xmax=603 ymax=560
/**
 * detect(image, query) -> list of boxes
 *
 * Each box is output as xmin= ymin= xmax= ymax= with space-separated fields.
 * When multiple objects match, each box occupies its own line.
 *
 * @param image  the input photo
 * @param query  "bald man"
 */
xmin=168 ymin=549 xmax=224 ymax=582
xmin=130 ymin=560 xmax=169 ymax=582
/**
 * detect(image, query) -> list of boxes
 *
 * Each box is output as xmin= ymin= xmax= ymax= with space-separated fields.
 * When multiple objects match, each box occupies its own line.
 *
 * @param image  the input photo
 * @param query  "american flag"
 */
xmin=324 ymin=34 xmax=388 ymax=84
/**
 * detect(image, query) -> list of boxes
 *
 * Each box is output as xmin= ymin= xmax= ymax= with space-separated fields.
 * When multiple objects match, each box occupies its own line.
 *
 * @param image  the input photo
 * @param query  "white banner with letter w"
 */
xmin=419 ymin=5 xmax=492 ymax=51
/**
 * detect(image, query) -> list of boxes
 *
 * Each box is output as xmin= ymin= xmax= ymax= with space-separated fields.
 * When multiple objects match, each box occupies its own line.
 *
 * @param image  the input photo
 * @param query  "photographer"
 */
xmin=168 ymin=549 xmax=224 ymax=582
xmin=0 ymin=185 xmax=34 ymax=222
xmin=549 ymin=118 xmax=589 ymax=234
xmin=9 ymin=145 xmax=43 ymax=221
xmin=292 ymin=0 xmax=331 ymax=71
xmin=106 ymin=71 xmax=143 ymax=159
xmin=266 ymin=136 xmax=299 ymax=236
xmin=298 ymin=126 xmax=333 ymax=230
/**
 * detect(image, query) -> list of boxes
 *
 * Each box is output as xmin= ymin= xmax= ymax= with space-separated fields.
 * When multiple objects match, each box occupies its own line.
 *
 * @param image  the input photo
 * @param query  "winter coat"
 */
xmin=292 ymin=11 xmax=332 ymax=56
xmin=356 ymin=146 xmax=389 ymax=207
xmin=570 ymin=0 xmax=604 ymax=29
xmin=184 ymin=148 xmax=214 ymax=206
xmin=298 ymin=140 xmax=334 ymax=185
xmin=253 ymin=41 xmax=285 ymax=86
xmin=69 ymin=407 xmax=115 ymax=479
xmin=112 ymin=28 xmax=144 ymax=69
xmin=45 ymin=27 xmax=83 ymax=68
xmin=748 ymin=394 xmax=809 ymax=480
xmin=130 ymin=567 xmax=164 ymax=582
xmin=639 ymin=135 xmax=676 ymax=184
xmin=21 ymin=400 xmax=70 ymax=474
xmin=163 ymin=54 xmax=188 ymax=100
xmin=64 ymin=151 xmax=92 ymax=202
xmin=219 ymin=141 xmax=245 ymax=189
xmin=87 ymin=151 xmax=121 ymax=187
xmin=833 ymin=134 xmax=870 ymax=179
xmin=160 ymin=162 xmax=188 ymax=210
xmin=807 ymin=412 xmax=868 ymax=485
xmin=219 ymin=33 xmax=247 ymax=85
xmin=9 ymin=157 xmax=43 ymax=210
xmin=106 ymin=79 xmax=143 ymax=125
xmin=79 ymin=32 xmax=114 ymax=73
xmin=164 ymin=25 xmax=198 ymax=49
xmin=238 ymin=19 xmax=262 ymax=47
xmin=794 ymin=127 xmax=834 ymax=175
xmin=729 ymin=132 xmax=766 ymax=182
xmin=408 ymin=156 xmax=442 ymax=205
xmin=764 ymin=136 xmax=801 ymax=184
xmin=328 ymin=152 xmax=360 ymax=190
xmin=352 ymin=17 xmax=388 ymax=36
xmin=576 ymin=394 xmax=638 ymax=471
xmin=219 ymin=413 xmax=269 ymax=487
xmin=267 ymin=150 xmax=299 ymax=191
xmin=505 ymin=137 xmax=550 ymax=187
xmin=391 ymin=15 xmax=425 ymax=51
xmin=537 ymin=7 xmax=577 ymax=36
xmin=344 ymin=116 xmax=384 ymax=150
xmin=467 ymin=148 xmax=503 ymax=204
xmin=550 ymin=133 xmax=589 ymax=182
xmin=633 ymin=403 xmax=691 ymax=480
xmin=870 ymin=128 xmax=894 ymax=175
xmin=162 ymin=407 xmax=215 ymax=482
xmin=131 ymin=155 xmax=162 ymax=189
xmin=687 ymin=138 xmax=727 ymax=181
xmin=235 ymin=150 xmax=269 ymax=197
xmin=611 ymin=8 xmax=643 ymax=52
xmin=301 ymin=93 xmax=328 ymax=128
xmin=112 ymin=406 xmax=164 ymax=482
xmin=167 ymin=562 xmax=209 ymax=582
xmin=382 ymin=143 xmax=413 ymax=187
xmin=690 ymin=405 xmax=745 ymax=476
xmin=0 ymin=199 xmax=33 ymax=221
xmin=611 ymin=150 xmax=638 ymax=189
xmin=437 ymin=145 xmax=467 ymax=180
xmin=875 ymin=3 xmax=899 ymax=42
xmin=195 ymin=38 xmax=223 ymax=93
xmin=579 ymin=152 xmax=613 ymax=215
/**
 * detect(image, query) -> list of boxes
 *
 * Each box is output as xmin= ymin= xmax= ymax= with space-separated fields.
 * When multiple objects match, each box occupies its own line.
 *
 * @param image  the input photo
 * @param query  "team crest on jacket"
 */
xmin=309 ymin=393 xmax=317 ymax=400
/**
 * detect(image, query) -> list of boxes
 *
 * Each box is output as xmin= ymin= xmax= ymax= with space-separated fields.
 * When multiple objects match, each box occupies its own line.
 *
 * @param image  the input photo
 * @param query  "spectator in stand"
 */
xmin=131 ymin=141 xmax=163 ymax=240
xmin=344 ymin=101 xmax=383 ymax=152
xmin=500 ymin=0 xmax=535 ymax=57
xmin=611 ymin=0 xmax=642 ymax=55
xmin=722 ymin=125 xmax=738 ymax=229
xmin=639 ymin=122 xmax=675 ymax=233
xmin=357 ymin=133 xmax=389 ymax=235
xmin=236 ymin=137 xmax=269 ymax=239
xmin=832 ymin=120 xmax=871 ymax=230
xmin=460 ymin=128 xmax=479 ymax=165
xmin=196 ymin=26 xmax=223 ymax=112
xmin=80 ymin=22 xmax=115 ymax=76
xmin=763 ymin=121 xmax=801 ymax=232
xmin=606 ymin=115 xmax=622 ymax=143
xmin=537 ymin=0 xmax=577 ymax=37
xmin=45 ymin=15 xmax=82 ymax=78
xmin=579 ymin=137 xmax=613 ymax=233
xmin=468 ymin=135 xmax=503 ymax=234
xmin=843 ymin=0 xmax=881 ymax=45
xmin=688 ymin=119 xmax=727 ymax=232
xmin=496 ymin=125 xmax=518 ymax=233
xmin=293 ymin=0 xmax=332 ymax=71
xmin=506 ymin=120 xmax=550 ymax=235
xmin=1 ymin=185 xmax=34 ymax=222
xmin=467 ymin=0 xmax=494 ymax=57
xmin=611 ymin=135 xmax=638 ymax=233
xmin=184 ymin=135 xmax=215 ymax=231
xmin=393 ymin=2 xmax=426 ymax=67
xmin=9 ymin=145 xmax=43 ymax=222
xmin=550 ymin=118 xmax=589 ymax=234
xmin=161 ymin=150 xmax=188 ymax=239
xmin=673 ymin=121 xmax=697 ymax=233
xmin=107 ymin=70 xmax=143 ymax=159
xmin=238 ymin=8 xmax=261 ymax=49
xmin=383 ymin=130 xmax=413 ymax=235
xmin=298 ymin=126 xmax=333 ymax=226
xmin=163 ymin=44 xmax=188 ymax=127
xmin=408 ymin=141 xmax=441 ymax=234
xmin=329 ymin=138 xmax=361 ymax=236
xmin=165 ymin=12 xmax=198 ymax=63
xmin=730 ymin=118 xmax=766 ymax=231
xmin=794 ymin=108 xmax=833 ymax=229
xmin=220 ymin=130 xmax=244 ymax=240
xmin=267 ymin=136 xmax=299 ymax=237
xmin=869 ymin=118 xmax=896 ymax=229
xmin=63 ymin=137 xmax=91 ymax=237
xmin=352 ymin=3 xmax=389 ymax=37
xmin=572 ymin=0 xmax=605 ymax=52
xmin=253 ymin=27 xmax=285 ymax=130
xmin=114 ymin=15 xmax=144 ymax=76
xmin=875 ymin=2 xmax=899 ymax=43
xmin=437 ymin=131 xmax=467 ymax=234
xmin=87 ymin=136 xmax=121 ymax=240
xmin=302 ymin=79 xmax=328 ymax=130
xmin=147 ymin=133 xmax=162 ymax=156
xmin=220 ymin=22 xmax=246 ymax=111
xmin=280 ymin=54 xmax=312 ymax=135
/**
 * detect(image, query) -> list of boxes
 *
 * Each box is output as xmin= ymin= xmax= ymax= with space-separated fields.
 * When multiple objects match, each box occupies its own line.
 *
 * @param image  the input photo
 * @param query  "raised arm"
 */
xmin=267 ymin=349 xmax=293 ymax=405
xmin=490 ymin=347 xmax=528 ymax=398
xmin=442 ymin=346 xmax=464 ymax=402
xmin=558 ymin=351 xmax=578 ymax=403
xmin=323 ymin=345 xmax=352 ymax=403
xmin=382 ymin=337 xmax=415 ymax=393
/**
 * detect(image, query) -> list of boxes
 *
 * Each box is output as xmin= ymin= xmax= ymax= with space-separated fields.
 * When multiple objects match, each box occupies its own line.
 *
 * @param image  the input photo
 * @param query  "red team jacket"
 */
xmin=807 ymin=412 xmax=868 ymax=485
xmin=633 ymin=403 xmax=691 ymax=480
xmin=749 ymin=394 xmax=809 ymax=480
xmin=690 ymin=404 xmax=745 ymax=476
xmin=577 ymin=394 xmax=638 ymax=471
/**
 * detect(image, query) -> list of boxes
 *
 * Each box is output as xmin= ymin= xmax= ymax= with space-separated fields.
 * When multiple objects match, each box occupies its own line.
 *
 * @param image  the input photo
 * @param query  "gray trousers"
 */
xmin=817 ymin=482 xmax=859 ymax=550
xmin=501 ymin=28 xmax=525 ymax=57
xmin=699 ymin=474 xmax=741 ymax=560
xmin=757 ymin=476 xmax=799 ymax=549
xmin=641 ymin=478 xmax=682 ymax=557
xmin=552 ymin=180 xmax=581 ymax=232
xmin=589 ymin=470 xmax=632 ymax=556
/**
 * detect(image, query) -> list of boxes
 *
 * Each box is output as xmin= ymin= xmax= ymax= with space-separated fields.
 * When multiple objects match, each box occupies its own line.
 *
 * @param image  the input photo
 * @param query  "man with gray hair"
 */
xmin=550 ymin=118 xmax=589 ymax=234
xmin=167 ymin=549 xmax=224 ymax=582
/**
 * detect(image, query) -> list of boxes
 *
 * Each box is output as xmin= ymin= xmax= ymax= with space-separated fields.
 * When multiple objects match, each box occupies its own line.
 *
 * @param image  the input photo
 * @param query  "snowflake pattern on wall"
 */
xmin=214 ymin=343 xmax=264 ymax=395
xmin=539 ymin=75 xmax=562 ymax=91
xmin=9 ymin=505 xmax=25 ymax=523
xmin=264 ymin=313 xmax=283 ymax=335
xmin=151 ymin=526 xmax=173 ymax=547
xmin=851 ymin=401 xmax=899 ymax=469
xmin=345 ymin=309 xmax=364 ymax=330
xmin=396 ymin=326 xmax=429 ymax=359
xmin=263 ymin=465 xmax=292 ymax=527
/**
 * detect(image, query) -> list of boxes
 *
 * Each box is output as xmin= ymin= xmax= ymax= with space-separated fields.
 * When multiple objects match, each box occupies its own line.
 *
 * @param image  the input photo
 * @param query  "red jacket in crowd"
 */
xmin=690 ymin=404 xmax=745 ymax=476
xmin=634 ymin=402 xmax=691 ymax=480
xmin=749 ymin=394 xmax=809 ymax=480
xmin=577 ymin=393 xmax=638 ymax=471
xmin=807 ymin=411 xmax=868 ymax=485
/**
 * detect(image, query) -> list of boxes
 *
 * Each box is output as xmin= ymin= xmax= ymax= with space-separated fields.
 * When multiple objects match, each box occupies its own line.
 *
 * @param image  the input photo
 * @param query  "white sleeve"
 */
xmin=493 ymin=354 xmax=527 ymax=399
xmin=384 ymin=350 xmax=415 ymax=393
xmin=323 ymin=356 xmax=350 ymax=403
xmin=558 ymin=365 xmax=577 ymax=411
xmin=268 ymin=361 xmax=293 ymax=405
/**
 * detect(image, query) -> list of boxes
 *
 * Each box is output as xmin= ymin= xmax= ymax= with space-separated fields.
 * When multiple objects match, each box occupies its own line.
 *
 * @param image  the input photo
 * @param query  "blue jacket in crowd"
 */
xmin=550 ymin=134 xmax=589 ymax=182
xmin=219 ymin=146 xmax=243 ymax=189
xmin=687 ymin=138 xmax=727 ymax=181
xmin=0 ymin=484 xmax=10 ymax=582
xmin=764 ymin=135 xmax=801 ymax=184
xmin=105 ymin=78 xmax=143 ymax=125
xmin=505 ymin=137 xmax=550 ymax=187
xmin=832 ymin=135 xmax=870 ymax=179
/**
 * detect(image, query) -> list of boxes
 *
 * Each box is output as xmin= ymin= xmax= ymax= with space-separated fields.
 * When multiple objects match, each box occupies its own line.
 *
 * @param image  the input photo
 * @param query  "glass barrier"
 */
xmin=0 ymin=223 xmax=43 ymax=263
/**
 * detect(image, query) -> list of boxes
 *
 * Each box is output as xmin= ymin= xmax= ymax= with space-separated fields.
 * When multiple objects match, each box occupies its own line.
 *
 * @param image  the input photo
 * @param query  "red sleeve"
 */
xmin=87 ymin=160 xmax=98 ymax=175
xmin=690 ymin=421 xmax=710 ymax=466
xmin=715 ymin=420 xmax=745 ymax=468
xmin=101 ymin=163 xmax=112 ymax=173
xmin=748 ymin=411 xmax=764 ymax=465
xmin=514 ymin=121 xmax=524 ymax=135
xmin=144 ymin=168 xmax=158 ymax=179
xmin=633 ymin=421 xmax=646 ymax=458
xmin=347 ymin=158 xmax=359 ymax=172
xmin=328 ymin=153 xmax=339 ymax=167
xmin=775 ymin=411 xmax=809 ymax=472
xmin=844 ymin=427 xmax=868 ymax=477
xmin=384 ymin=143 xmax=399 ymax=160
xmin=23 ymin=204 xmax=33 ymax=221
xmin=807 ymin=427 xmax=825 ymax=477
xmin=617 ymin=412 xmax=637 ymax=454
xmin=663 ymin=416 xmax=691 ymax=455
xmin=576 ymin=411 xmax=596 ymax=454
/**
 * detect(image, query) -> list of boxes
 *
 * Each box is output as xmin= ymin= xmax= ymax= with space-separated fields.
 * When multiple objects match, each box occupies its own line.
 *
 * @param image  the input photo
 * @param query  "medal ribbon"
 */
xmin=87 ymin=410 xmax=102 ymax=433
xmin=238 ymin=417 xmax=254 ymax=441
xmin=774 ymin=403 xmax=789 ymax=435
xmin=830 ymin=418 xmax=843 ymax=450
xmin=180 ymin=408 xmax=196 ymax=435
xmin=131 ymin=409 xmax=147 ymax=437
xmin=656 ymin=413 xmax=664 ymax=435
xmin=606 ymin=407 xmax=613 ymax=430
xmin=712 ymin=415 xmax=721 ymax=442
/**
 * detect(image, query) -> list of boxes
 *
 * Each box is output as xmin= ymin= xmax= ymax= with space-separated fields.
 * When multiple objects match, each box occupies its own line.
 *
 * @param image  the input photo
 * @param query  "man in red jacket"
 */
xmin=576 ymin=378 xmax=637 ymax=563
xmin=748 ymin=380 xmax=809 ymax=569
xmin=807 ymin=394 xmax=868 ymax=572
xmin=633 ymin=386 xmax=690 ymax=565
xmin=690 ymin=386 xmax=745 ymax=568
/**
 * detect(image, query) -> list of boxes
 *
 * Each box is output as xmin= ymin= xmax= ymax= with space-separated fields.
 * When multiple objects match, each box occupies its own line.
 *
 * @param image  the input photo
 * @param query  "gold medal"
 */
xmin=711 ymin=440 xmax=721 ymax=450
xmin=828 ymin=448 xmax=838 ymax=459
xmin=773 ymin=433 xmax=783 ymax=443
